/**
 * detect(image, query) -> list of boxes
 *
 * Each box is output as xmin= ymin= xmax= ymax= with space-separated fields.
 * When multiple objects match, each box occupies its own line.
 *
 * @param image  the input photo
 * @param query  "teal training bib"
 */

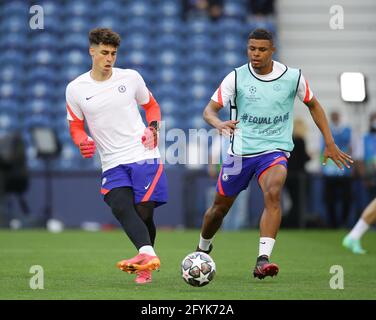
xmin=231 ymin=63 xmax=301 ymax=155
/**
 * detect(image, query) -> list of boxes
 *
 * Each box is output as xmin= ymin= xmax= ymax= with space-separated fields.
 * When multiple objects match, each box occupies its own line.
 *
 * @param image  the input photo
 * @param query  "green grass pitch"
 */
xmin=0 ymin=229 xmax=375 ymax=300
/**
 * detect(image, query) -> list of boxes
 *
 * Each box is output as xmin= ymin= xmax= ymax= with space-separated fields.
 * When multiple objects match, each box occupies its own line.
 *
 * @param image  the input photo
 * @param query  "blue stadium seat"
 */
xmin=37 ymin=0 xmax=63 ymax=17
xmin=122 ymin=17 xmax=153 ymax=34
xmin=156 ymin=18 xmax=184 ymax=34
xmin=54 ymin=126 xmax=71 ymax=145
xmin=0 ymin=65 xmax=24 ymax=83
xmin=185 ymin=51 xmax=215 ymax=69
xmin=190 ymin=98 xmax=211 ymax=112
xmin=213 ymin=67 xmax=234 ymax=84
xmin=0 ymin=50 xmax=25 ymax=67
xmin=95 ymin=16 xmax=122 ymax=30
xmin=53 ymin=117 xmax=69 ymax=133
xmin=154 ymin=1 xmax=181 ymax=18
xmin=219 ymin=33 xmax=246 ymax=51
xmin=126 ymin=50 xmax=150 ymax=67
xmin=26 ymin=81 xmax=56 ymax=100
xmin=187 ymin=114 xmax=209 ymax=130
xmin=155 ymin=50 xmax=182 ymax=67
xmin=63 ymin=49 xmax=87 ymax=65
xmin=1 ymin=1 xmax=28 ymax=16
xmin=62 ymin=33 xmax=89 ymax=50
xmin=247 ymin=20 xmax=277 ymax=35
xmin=0 ymin=33 xmax=27 ymax=49
xmin=23 ymin=114 xmax=53 ymax=131
xmin=187 ymin=83 xmax=212 ymax=101
xmin=51 ymin=97 xmax=68 ymax=117
xmin=186 ymin=19 xmax=214 ymax=36
xmin=0 ymin=83 xmax=22 ymax=100
xmin=162 ymin=114 xmax=179 ymax=131
xmin=0 ymin=99 xmax=20 ymax=113
xmin=24 ymin=99 xmax=53 ymax=116
xmin=0 ymin=112 xmax=20 ymax=131
xmin=217 ymin=51 xmax=246 ymax=68
xmin=0 ymin=15 xmax=28 ymax=33
xmin=60 ymin=65 xmax=89 ymax=84
xmin=127 ymin=1 xmax=152 ymax=18
xmin=29 ymin=48 xmax=58 ymax=67
xmin=223 ymin=1 xmax=246 ymax=20
xmin=26 ymin=66 xmax=57 ymax=83
xmin=29 ymin=33 xmax=58 ymax=50
xmin=158 ymin=98 xmax=176 ymax=116
xmin=217 ymin=19 xmax=246 ymax=36
xmin=186 ymin=34 xmax=212 ymax=52
xmin=62 ymin=1 xmax=92 ymax=18
xmin=96 ymin=0 xmax=122 ymax=17
xmin=186 ymin=66 xmax=214 ymax=84
xmin=152 ymin=83 xmax=183 ymax=102
xmin=154 ymin=34 xmax=182 ymax=51
xmin=40 ymin=15 xmax=63 ymax=34
xmin=122 ymin=32 xmax=151 ymax=51
xmin=156 ymin=67 xmax=183 ymax=85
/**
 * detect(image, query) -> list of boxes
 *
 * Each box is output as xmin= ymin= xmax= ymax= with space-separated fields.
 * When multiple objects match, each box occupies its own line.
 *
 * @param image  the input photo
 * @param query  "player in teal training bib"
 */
xmin=232 ymin=63 xmax=300 ymax=155
xmin=195 ymin=28 xmax=354 ymax=280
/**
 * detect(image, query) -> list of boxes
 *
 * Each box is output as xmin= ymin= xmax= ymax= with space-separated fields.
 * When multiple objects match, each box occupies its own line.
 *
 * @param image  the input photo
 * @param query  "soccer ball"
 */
xmin=181 ymin=252 xmax=216 ymax=287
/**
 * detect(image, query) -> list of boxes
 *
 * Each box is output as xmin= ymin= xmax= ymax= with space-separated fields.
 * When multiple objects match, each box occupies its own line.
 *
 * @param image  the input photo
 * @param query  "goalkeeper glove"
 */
xmin=141 ymin=121 xmax=159 ymax=150
xmin=79 ymin=137 xmax=96 ymax=158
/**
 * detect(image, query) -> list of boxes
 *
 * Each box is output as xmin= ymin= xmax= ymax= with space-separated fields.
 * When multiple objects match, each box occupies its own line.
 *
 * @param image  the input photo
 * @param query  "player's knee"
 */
xmin=105 ymin=188 xmax=134 ymax=217
xmin=210 ymin=203 xmax=230 ymax=219
xmin=264 ymin=186 xmax=282 ymax=204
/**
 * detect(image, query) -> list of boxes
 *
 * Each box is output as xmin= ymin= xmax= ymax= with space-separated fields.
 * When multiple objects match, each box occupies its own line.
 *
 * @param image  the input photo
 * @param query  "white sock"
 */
xmin=139 ymin=245 xmax=156 ymax=256
xmin=258 ymin=237 xmax=275 ymax=258
xmin=348 ymin=218 xmax=370 ymax=240
xmin=199 ymin=234 xmax=213 ymax=251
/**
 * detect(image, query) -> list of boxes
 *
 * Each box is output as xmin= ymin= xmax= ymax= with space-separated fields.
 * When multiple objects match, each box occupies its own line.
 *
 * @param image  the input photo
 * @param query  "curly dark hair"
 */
xmin=89 ymin=28 xmax=121 ymax=47
xmin=248 ymin=28 xmax=273 ymax=45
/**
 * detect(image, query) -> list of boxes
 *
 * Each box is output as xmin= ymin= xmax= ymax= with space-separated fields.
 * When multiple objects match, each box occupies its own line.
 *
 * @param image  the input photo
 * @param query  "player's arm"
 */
xmin=139 ymin=90 xmax=161 ymax=150
xmin=142 ymin=92 xmax=161 ymax=129
xmin=204 ymin=71 xmax=239 ymax=135
xmin=66 ymin=85 xmax=95 ymax=158
xmin=68 ymin=118 xmax=96 ymax=159
xmin=203 ymin=100 xmax=239 ymax=135
xmin=305 ymin=97 xmax=353 ymax=169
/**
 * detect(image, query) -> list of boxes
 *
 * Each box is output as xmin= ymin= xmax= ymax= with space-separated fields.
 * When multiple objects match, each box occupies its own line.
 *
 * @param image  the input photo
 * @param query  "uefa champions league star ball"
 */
xmin=181 ymin=252 xmax=216 ymax=287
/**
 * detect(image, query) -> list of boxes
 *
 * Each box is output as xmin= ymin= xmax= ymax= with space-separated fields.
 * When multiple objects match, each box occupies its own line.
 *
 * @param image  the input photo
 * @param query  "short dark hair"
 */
xmin=89 ymin=28 xmax=121 ymax=47
xmin=248 ymin=28 xmax=273 ymax=44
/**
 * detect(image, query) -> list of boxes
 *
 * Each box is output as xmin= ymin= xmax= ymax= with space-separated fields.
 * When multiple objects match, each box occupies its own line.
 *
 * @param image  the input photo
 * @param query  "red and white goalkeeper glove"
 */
xmin=141 ymin=121 xmax=159 ymax=150
xmin=79 ymin=137 xmax=96 ymax=158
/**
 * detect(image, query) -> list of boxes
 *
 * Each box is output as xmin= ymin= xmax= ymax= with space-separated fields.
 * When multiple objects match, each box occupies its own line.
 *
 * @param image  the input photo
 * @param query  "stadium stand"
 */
xmin=0 ymin=0 xmax=276 ymax=171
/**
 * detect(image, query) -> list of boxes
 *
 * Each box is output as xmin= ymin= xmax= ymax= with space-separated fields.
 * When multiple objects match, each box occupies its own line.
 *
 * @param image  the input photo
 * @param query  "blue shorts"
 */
xmin=101 ymin=159 xmax=168 ymax=207
xmin=216 ymin=152 xmax=288 ymax=197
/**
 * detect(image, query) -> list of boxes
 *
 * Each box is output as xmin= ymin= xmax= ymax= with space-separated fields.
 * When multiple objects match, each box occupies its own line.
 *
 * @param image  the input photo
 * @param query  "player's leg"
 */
xmin=258 ymin=165 xmax=287 ymax=239
xmin=104 ymin=187 xmax=153 ymax=249
xmin=104 ymin=187 xmax=160 ymax=275
xmin=122 ymin=159 xmax=167 ymax=282
xmin=197 ymin=155 xmax=252 ymax=253
xmin=343 ymin=197 xmax=376 ymax=254
xmin=197 ymin=193 xmax=237 ymax=253
xmin=253 ymin=153 xmax=288 ymax=279
xmin=135 ymin=201 xmax=156 ymax=246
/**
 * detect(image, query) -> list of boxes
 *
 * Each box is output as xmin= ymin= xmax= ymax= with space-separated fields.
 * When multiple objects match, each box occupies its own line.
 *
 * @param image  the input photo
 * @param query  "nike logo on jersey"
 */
xmin=86 ymin=96 xmax=94 ymax=100
xmin=144 ymin=182 xmax=151 ymax=190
